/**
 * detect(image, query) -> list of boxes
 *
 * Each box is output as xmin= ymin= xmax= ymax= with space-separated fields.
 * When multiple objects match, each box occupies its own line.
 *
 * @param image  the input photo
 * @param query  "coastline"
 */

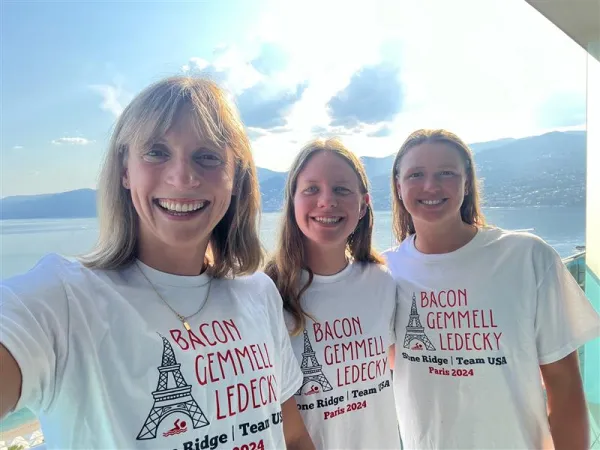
xmin=0 ymin=419 xmax=42 ymax=441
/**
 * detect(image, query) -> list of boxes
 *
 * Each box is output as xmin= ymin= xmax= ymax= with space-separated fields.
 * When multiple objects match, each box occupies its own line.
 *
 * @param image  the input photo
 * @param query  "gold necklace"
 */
xmin=135 ymin=261 xmax=212 ymax=331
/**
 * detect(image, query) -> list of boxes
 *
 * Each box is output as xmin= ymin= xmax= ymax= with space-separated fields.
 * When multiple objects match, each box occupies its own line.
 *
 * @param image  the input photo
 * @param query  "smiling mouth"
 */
xmin=154 ymin=199 xmax=210 ymax=216
xmin=311 ymin=216 xmax=344 ymax=224
xmin=418 ymin=199 xmax=447 ymax=206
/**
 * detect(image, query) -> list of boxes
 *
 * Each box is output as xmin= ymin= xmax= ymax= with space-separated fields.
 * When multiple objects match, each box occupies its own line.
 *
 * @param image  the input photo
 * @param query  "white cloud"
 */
xmin=112 ymin=0 xmax=587 ymax=173
xmin=90 ymin=83 xmax=133 ymax=118
xmin=182 ymin=49 xmax=264 ymax=95
xmin=12 ymin=145 xmax=23 ymax=150
xmin=235 ymin=0 xmax=589 ymax=171
xmin=51 ymin=137 xmax=94 ymax=145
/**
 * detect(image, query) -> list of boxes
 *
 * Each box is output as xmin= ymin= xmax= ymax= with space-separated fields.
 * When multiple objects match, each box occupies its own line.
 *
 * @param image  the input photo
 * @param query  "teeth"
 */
xmin=313 ymin=217 xmax=342 ymax=224
xmin=421 ymin=200 xmax=444 ymax=205
xmin=158 ymin=200 xmax=207 ymax=212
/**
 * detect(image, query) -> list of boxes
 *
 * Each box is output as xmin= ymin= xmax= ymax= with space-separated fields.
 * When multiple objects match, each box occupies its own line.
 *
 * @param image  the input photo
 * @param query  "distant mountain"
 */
xmin=469 ymin=137 xmax=517 ymax=153
xmin=256 ymin=167 xmax=284 ymax=184
xmin=0 ymin=131 xmax=586 ymax=219
xmin=474 ymin=131 xmax=586 ymax=208
xmin=0 ymin=189 xmax=97 ymax=220
xmin=360 ymin=155 xmax=395 ymax=179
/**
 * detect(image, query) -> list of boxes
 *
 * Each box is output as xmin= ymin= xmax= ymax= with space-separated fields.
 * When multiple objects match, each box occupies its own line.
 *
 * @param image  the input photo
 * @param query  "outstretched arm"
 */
xmin=0 ymin=344 xmax=23 ymax=419
xmin=540 ymin=350 xmax=589 ymax=450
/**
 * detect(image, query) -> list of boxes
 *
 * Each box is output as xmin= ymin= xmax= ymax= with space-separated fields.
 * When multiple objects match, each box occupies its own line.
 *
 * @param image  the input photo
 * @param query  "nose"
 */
xmin=423 ymin=174 xmax=440 ymax=192
xmin=165 ymin=156 xmax=200 ymax=190
xmin=317 ymin=189 xmax=337 ymax=208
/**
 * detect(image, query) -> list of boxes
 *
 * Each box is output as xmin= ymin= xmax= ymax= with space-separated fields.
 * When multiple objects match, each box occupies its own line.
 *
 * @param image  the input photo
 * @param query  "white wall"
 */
xmin=586 ymin=41 xmax=600 ymax=279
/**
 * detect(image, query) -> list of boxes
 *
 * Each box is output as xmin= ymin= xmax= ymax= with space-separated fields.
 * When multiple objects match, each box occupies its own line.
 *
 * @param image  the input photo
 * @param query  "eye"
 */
xmin=407 ymin=172 xmax=423 ymax=179
xmin=195 ymin=152 xmax=223 ymax=168
xmin=143 ymin=145 xmax=169 ymax=162
xmin=335 ymin=186 xmax=351 ymax=195
xmin=302 ymin=186 xmax=318 ymax=194
xmin=439 ymin=170 xmax=456 ymax=177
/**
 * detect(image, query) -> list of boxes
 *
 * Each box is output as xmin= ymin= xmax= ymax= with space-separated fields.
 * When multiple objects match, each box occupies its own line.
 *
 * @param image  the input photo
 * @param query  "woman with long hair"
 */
xmin=265 ymin=138 xmax=401 ymax=450
xmin=0 ymin=76 xmax=314 ymax=450
xmin=384 ymin=128 xmax=600 ymax=449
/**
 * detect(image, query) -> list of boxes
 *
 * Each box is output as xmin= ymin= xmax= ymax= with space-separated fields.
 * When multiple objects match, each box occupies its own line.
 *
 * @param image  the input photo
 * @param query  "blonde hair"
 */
xmin=264 ymin=137 xmax=383 ymax=335
xmin=391 ymin=128 xmax=486 ymax=242
xmin=80 ymin=76 xmax=263 ymax=277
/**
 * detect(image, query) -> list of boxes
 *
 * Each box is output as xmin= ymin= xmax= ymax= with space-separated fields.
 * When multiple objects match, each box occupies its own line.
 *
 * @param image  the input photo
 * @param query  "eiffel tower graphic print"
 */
xmin=296 ymin=329 xmax=333 ymax=395
xmin=403 ymin=293 xmax=436 ymax=351
xmin=137 ymin=335 xmax=210 ymax=440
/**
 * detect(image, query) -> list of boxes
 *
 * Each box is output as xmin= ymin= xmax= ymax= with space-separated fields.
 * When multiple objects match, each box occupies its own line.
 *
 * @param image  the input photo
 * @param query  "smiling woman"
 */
xmin=0 ymin=76 xmax=314 ymax=450
xmin=264 ymin=138 xmax=401 ymax=450
xmin=384 ymin=128 xmax=600 ymax=450
xmin=118 ymin=102 xmax=238 ymax=276
xmin=81 ymin=77 xmax=260 ymax=278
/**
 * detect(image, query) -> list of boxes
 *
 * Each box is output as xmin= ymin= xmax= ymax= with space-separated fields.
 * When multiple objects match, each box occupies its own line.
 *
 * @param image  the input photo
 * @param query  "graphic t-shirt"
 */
xmin=286 ymin=262 xmax=401 ymax=450
xmin=383 ymin=227 xmax=600 ymax=450
xmin=1 ymin=254 xmax=302 ymax=450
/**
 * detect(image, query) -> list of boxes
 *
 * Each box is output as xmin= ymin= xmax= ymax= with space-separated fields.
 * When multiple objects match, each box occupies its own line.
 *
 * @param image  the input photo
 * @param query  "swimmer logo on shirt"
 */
xmin=296 ymin=329 xmax=334 ymax=395
xmin=137 ymin=335 xmax=210 ymax=440
xmin=403 ymin=293 xmax=436 ymax=351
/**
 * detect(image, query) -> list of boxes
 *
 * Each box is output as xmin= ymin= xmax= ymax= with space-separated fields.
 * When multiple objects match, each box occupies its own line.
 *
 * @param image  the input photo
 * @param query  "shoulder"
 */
xmin=227 ymin=271 xmax=279 ymax=293
xmin=382 ymin=236 xmax=414 ymax=267
xmin=2 ymin=253 xmax=80 ymax=295
xmin=354 ymin=262 xmax=397 ymax=284
xmin=477 ymin=226 xmax=564 ymax=281
xmin=0 ymin=254 xmax=99 ymax=333
xmin=480 ymin=226 xmax=559 ymax=260
xmin=1 ymin=253 xmax=132 ymax=308
xmin=223 ymin=271 xmax=283 ymax=311
xmin=382 ymin=244 xmax=402 ymax=258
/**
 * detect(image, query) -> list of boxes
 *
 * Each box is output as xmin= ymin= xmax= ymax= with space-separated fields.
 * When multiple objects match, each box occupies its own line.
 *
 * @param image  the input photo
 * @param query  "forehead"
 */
xmin=161 ymin=116 xmax=203 ymax=144
xmin=401 ymin=142 xmax=464 ymax=170
xmin=298 ymin=151 xmax=359 ymax=183
xmin=158 ymin=109 xmax=226 ymax=153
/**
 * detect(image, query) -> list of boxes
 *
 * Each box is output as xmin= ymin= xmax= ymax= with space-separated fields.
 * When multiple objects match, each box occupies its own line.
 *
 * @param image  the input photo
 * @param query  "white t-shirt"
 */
xmin=286 ymin=262 xmax=402 ymax=450
xmin=1 ymin=253 xmax=302 ymax=450
xmin=383 ymin=227 xmax=600 ymax=450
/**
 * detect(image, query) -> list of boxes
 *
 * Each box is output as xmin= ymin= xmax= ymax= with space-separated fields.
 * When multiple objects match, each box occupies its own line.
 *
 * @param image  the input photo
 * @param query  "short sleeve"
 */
xmin=535 ymin=251 xmax=600 ymax=365
xmin=0 ymin=255 xmax=70 ymax=413
xmin=261 ymin=277 xmax=302 ymax=403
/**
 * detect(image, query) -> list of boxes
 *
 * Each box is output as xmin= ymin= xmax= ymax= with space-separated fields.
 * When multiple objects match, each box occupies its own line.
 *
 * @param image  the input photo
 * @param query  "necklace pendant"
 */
xmin=183 ymin=320 xmax=191 ymax=331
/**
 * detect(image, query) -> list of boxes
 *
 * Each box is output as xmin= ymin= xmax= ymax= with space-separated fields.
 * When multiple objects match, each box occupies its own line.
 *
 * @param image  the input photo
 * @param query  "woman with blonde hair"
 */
xmin=384 ymin=128 xmax=600 ymax=449
xmin=265 ymin=138 xmax=401 ymax=450
xmin=0 ymin=76 xmax=314 ymax=450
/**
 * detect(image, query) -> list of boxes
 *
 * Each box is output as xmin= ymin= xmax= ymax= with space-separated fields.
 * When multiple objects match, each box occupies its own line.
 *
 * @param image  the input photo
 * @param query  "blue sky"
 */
xmin=0 ymin=0 xmax=590 ymax=197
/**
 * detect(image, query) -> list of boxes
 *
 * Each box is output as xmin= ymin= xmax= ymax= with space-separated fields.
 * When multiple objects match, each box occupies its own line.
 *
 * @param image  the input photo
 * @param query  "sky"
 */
xmin=0 ymin=0 xmax=591 ymax=197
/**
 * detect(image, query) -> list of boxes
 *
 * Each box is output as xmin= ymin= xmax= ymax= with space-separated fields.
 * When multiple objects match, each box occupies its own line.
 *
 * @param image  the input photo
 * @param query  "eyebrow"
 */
xmin=151 ymin=140 xmax=225 ymax=153
xmin=302 ymin=179 xmax=353 ymax=184
xmin=405 ymin=164 xmax=460 ymax=170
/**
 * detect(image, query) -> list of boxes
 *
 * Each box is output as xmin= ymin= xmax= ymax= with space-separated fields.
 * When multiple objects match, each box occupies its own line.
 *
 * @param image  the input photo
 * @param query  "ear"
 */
xmin=396 ymin=178 xmax=403 ymax=201
xmin=122 ymin=167 xmax=130 ymax=190
xmin=360 ymin=193 xmax=370 ymax=219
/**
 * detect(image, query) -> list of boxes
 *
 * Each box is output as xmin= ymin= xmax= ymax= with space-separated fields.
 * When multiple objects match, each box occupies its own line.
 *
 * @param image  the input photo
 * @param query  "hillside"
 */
xmin=0 ymin=131 xmax=586 ymax=219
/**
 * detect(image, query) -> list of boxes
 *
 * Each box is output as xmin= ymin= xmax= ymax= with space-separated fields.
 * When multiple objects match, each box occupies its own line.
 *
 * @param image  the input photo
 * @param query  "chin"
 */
xmin=306 ymin=233 xmax=349 ymax=249
xmin=160 ymin=231 xmax=210 ymax=248
xmin=414 ymin=212 xmax=459 ymax=227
